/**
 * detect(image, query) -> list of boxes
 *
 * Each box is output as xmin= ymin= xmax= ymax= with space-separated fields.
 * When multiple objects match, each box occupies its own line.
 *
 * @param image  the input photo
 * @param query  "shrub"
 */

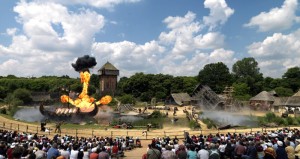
xmin=189 ymin=120 xmax=200 ymax=129
xmin=265 ymin=112 xmax=276 ymax=122
xmin=149 ymin=110 xmax=163 ymax=118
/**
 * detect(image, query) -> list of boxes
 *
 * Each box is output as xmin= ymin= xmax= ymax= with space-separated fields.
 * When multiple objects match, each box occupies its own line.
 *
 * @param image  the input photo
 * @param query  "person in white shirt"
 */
xmin=59 ymin=145 xmax=70 ymax=159
xmin=218 ymin=142 xmax=226 ymax=159
xmin=197 ymin=145 xmax=209 ymax=159
xmin=69 ymin=144 xmax=79 ymax=159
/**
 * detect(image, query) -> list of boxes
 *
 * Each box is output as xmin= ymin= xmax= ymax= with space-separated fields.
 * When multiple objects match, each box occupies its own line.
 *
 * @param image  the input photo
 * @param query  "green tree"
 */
xmin=232 ymin=82 xmax=251 ymax=100
xmin=119 ymin=94 xmax=136 ymax=104
xmin=282 ymin=67 xmax=300 ymax=92
xmin=13 ymin=88 xmax=32 ymax=104
xmin=274 ymin=87 xmax=294 ymax=97
xmin=198 ymin=62 xmax=232 ymax=93
xmin=232 ymin=57 xmax=263 ymax=95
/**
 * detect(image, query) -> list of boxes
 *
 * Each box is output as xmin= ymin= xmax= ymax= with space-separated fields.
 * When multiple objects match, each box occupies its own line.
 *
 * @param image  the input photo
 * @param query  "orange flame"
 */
xmin=60 ymin=71 xmax=112 ymax=112
xmin=99 ymin=95 xmax=112 ymax=105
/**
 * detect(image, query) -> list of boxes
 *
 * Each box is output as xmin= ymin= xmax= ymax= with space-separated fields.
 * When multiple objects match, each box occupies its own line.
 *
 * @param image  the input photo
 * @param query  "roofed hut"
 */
xmin=250 ymin=91 xmax=275 ymax=111
xmin=273 ymin=97 xmax=289 ymax=112
xmin=285 ymin=90 xmax=300 ymax=116
xmin=170 ymin=93 xmax=191 ymax=106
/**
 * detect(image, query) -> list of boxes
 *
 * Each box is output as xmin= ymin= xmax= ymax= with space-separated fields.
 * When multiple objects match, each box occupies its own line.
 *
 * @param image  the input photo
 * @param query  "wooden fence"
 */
xmin=0 ymin=121 xmax=299 ymax=140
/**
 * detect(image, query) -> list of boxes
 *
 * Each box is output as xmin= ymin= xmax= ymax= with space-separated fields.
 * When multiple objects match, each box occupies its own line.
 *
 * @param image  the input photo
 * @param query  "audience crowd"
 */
xmin=144 ymin=127 xmax=300 ymax=159
xmin=0 ymin=129 xmax=141 ymax=159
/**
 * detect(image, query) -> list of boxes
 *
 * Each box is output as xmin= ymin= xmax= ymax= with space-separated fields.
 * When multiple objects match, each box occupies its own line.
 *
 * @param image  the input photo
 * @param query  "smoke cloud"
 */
xmin=71 ymin=55 xmax=97 ymax=72
xmin=200 ymin=110 xmax=258 ymax=127
xmin=14 ymin=107 xmax=45 ymax=122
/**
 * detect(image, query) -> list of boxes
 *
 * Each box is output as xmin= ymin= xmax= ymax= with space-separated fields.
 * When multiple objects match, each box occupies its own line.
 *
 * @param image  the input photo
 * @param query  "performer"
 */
xmin=54 ymin=121 xmax=63 ymax=134
xmin=40 ymin=121 xmax=46 ymax=132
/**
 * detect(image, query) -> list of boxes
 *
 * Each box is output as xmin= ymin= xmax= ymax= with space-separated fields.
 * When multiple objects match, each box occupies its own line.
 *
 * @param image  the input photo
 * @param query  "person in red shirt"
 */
xmin=89 ymin=148 xmax=99 ymax=159
xmin=7 ymin=143 xmax=16 ymax=159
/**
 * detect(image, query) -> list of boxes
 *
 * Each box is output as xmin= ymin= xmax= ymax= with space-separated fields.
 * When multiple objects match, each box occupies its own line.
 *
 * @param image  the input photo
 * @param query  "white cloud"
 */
xmin=36 ymin=0 xmax=141 ymax=10
xmin=159 ymin=12 xmax=225 ymax=55
xmin=244 ymin=0 xmax=299 ymax=32
xmin=247 ymin=29 xmax=300 ymax=77
xmin=14 ymin=1 xmax=104 ymax=53
xmin=0 ymin=1 xmax=105 ymax=77
xmin=0 ymin=0 xmax=235 ymax=78
xmin=92 ymin=40 xmax=165 ymax=76
xmin=160 ymin=49 xmax=235 ymax=76
xmin=6 ymin=28 xmax=18 ymax=36
xmin=203 ymin=0 xmax=234 ymax=30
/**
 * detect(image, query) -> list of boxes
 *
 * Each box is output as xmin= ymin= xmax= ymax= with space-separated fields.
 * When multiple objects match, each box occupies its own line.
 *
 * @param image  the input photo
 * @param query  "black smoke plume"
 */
xmin=72 ymin=55 xmax=97 ymax=72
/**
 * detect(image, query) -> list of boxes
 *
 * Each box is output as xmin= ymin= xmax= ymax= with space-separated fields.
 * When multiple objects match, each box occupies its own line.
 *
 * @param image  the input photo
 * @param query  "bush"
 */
xmin=265 ymin=112 xmax=276 ymax=122
xmin=202 ymin=118 xmax=217 ymax=129
xmin=119 ymin=94 xmax=136 ymax=104
xmin=149 ymin=110 xmax=164 ymax=118
xmin=0 ymin=108 xmax=6 ymax=114
xmin=189 ymin=120 xmax=200 ymax=129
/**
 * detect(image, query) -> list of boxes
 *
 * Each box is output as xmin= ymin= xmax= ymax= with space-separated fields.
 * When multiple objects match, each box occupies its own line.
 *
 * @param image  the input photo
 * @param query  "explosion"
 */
xmin=60 ymin=55 xmax=112 ymax=113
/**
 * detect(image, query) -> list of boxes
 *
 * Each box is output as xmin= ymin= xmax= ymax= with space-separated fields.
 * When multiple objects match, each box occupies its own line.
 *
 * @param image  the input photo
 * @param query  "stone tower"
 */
xmin=98 ymin=62 xmax=119 ymax=96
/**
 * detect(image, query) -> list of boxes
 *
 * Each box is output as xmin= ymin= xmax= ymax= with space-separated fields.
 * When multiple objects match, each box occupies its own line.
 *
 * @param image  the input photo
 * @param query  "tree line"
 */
xmin=0 ymin=57 xmax=300 ymax=105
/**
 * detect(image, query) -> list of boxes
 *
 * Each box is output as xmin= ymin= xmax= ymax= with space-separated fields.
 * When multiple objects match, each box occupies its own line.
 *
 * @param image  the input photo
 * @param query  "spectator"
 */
xmin=264 ymin=142 xmax=276 ymax=159
xmin=176 ymin=144 xmax=187 ymax=159
xmin=208 ymin=143 xmax=220 ymax=159
xmin=197 ymin=145 xmax=209 ymax=159
xmin=70 ymin=144 xmax=79 ymax=159
xmin=161 ymin=145 xmax=176 ymax=159
xmin=187 ymin=144 xmax=197 ymax=159
xmin=276 ymin=141 xmax=288 ymax=159
xmin=98 ymin=147 xmax=109 ymax=159
xmin=147 ymin=144 xmax=161 ymax=159
xmin=89 ymin=148 xmax=99 ymax=159
xmin=242 ymin=141 xmax=257 ymax=159
xmin=285 ymin=141 xmax=295 ymax=159
xmin=47 ymin=143 xmax=60 ymax=159
xmin=59 ymin=145 xmax=70 ymax=159
xmin=234 ymin=141 xmax=246 ymax=159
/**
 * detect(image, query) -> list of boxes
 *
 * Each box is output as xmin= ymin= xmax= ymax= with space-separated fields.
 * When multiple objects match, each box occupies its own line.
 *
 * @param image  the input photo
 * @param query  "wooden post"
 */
xmin=37 ymin=126 xmax=38 ymax=133
xmin=3 ymin=122 xmax=5 ymax=128
xmin=146 ymin=131 xmax=148 ymax=140
xmin=127 ymin=131 xmax=128 ymax=136
xmin=76 ymin=129 xmax=78 ymax=138
xmin=10 ymin=123 xmax=12 ymax=130
xmin=26 ymin=125 xmax=28 ymax=133
xmin=164 ymin=131 xmax=166 ymax=137
xmin=111 ymin=131 xmax=113 ymax=138
xmin=17 ymin=124 xmax=19 ymax=132
xmin=92 ymin=129 xmax=94 ymax=137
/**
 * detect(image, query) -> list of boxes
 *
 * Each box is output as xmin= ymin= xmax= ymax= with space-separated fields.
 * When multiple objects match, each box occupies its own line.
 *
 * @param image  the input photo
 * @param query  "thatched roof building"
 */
xmin=273 ymin=97 xmax=289 ymax=106
xmin=285 ymin=90 xmax=300 ymax=107
xmin=250 ymin=91 xmax=275 ymax=102
xmin=250 ymin=91 xmax=275 ymax=110
xmin=170 ymin=93 xmax=191 ymax=106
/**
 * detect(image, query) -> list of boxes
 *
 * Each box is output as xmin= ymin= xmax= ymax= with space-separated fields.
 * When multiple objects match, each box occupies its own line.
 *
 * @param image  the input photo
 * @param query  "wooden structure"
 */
xmin=191 ymin=84 xmax=222 ymax=110
xmin=170 ymin=93 xmax=191 ymax=106
xmin=223 ymin=86 xmax=234 ymax=111
xmin=98 ymin=62 xmax=119 ymax=96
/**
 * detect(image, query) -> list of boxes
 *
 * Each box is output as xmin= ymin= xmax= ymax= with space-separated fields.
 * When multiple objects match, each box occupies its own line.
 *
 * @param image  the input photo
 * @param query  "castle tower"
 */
xmin=98 ymin=62 xmax=119 ymax=96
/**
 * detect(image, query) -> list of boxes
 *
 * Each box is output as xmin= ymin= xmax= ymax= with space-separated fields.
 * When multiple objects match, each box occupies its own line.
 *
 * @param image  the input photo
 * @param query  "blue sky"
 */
xmin=0 ymin=0 xmax=299 ymax=78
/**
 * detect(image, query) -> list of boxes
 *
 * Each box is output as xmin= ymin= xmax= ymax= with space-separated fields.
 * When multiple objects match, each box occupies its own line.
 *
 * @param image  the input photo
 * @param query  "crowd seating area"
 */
xmin=0 ymin=129 xmax=142 ymax=159
xmin=144 ymin=127 xmax=300 ymax=159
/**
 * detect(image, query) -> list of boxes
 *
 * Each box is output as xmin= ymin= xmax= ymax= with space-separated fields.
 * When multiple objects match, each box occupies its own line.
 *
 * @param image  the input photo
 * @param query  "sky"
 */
xmin=0 ymin=0 xmax=300 ymax=78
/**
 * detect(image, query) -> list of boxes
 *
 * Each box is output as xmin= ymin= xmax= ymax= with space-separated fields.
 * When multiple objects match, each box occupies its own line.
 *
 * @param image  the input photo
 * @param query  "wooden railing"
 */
xmin=0 ymin=121 xmax=298 ymax=140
